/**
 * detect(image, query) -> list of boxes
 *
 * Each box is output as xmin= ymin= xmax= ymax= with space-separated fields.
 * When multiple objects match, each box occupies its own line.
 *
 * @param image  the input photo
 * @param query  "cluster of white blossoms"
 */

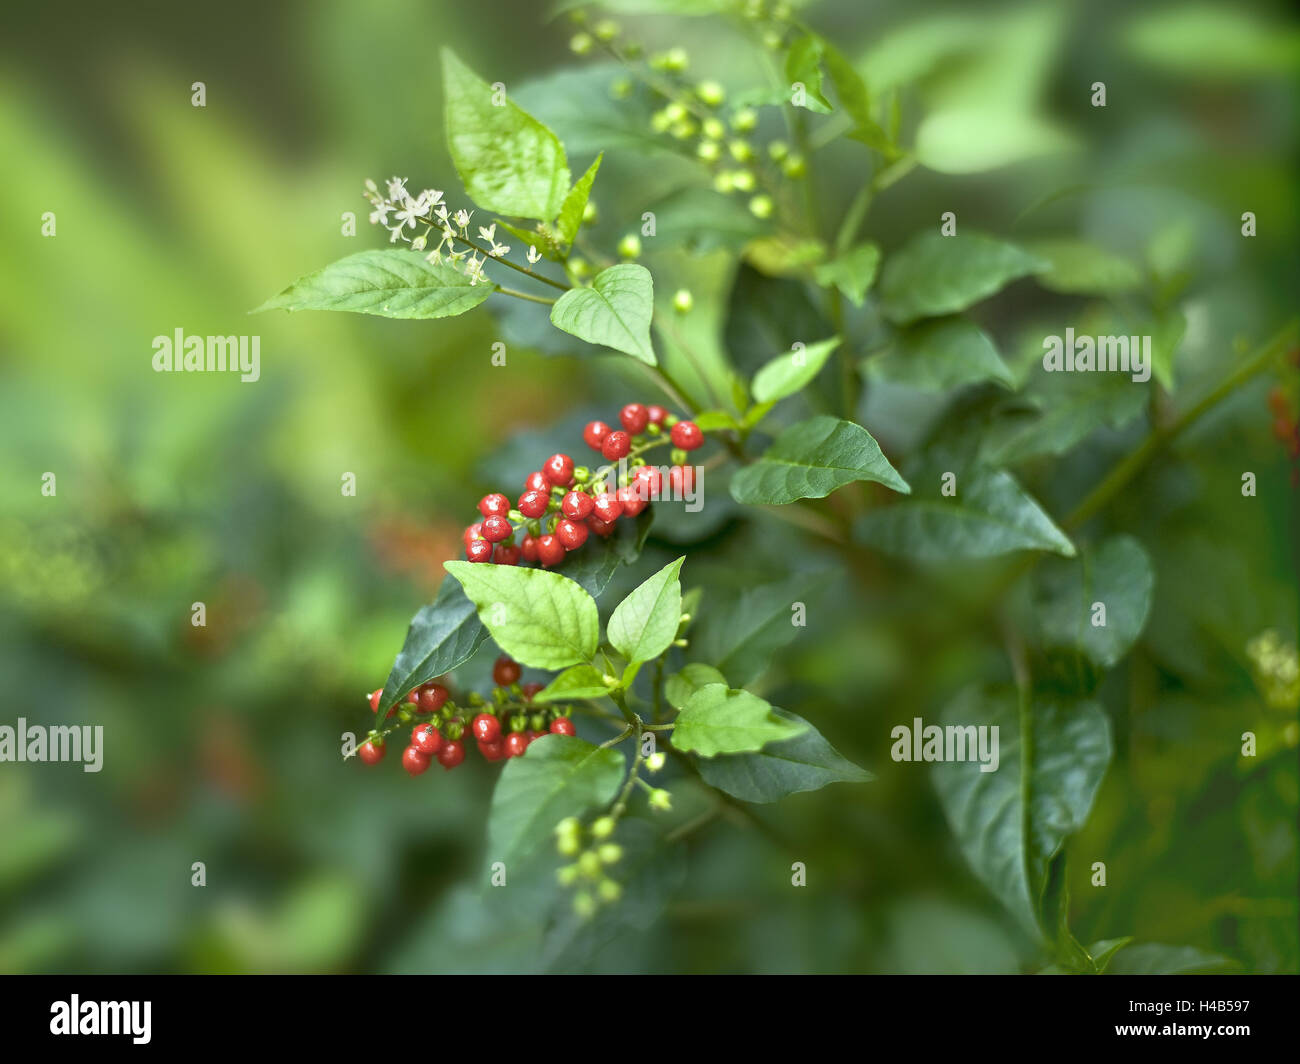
xmin=363 ymin=177 xmax=541 ymax=286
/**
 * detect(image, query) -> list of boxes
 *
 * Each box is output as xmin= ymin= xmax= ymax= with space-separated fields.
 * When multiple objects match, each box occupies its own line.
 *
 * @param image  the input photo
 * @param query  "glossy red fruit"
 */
xmin=358 ymin=739 xmax=386 ymax=764
xmin=671 ymin=420 xmax=704 ymax=450
xmin=437 ymin=741 xmax=465 ymax=770
xmin=583 ymin=421 xmax=612 ymax=450
xmin=478 ymin=738 xmax=506 ymax=762
xmin=466 ymin=538 xmax=493 ymax=563
xmin=588 ymin=515 xmax=616 ymax=537
xmin=520 ymin=533 xmax=540 ymax=562
xmin=549 ymin=717 xmax=577 ymax=737
xmin=478 ymin=493 xmax=510 ymax=518
xmin=416 ymin=682 xmax=449 ymax=714
xmin=616 ymin=484 xmax=647 ymax=517
xmin=537 ymin=534 xmax=566 ymax=568
xmin=632 ymin=464 xmax=663 ymax=498
xmin=492 ymin=657 xmax=521 ymax=687
xmin=521 ymin=682 xmax=543 ymax=701
xmin=620 ymin=403 xmax=649 ymax=435
xmin=473 ymin=713 xmax=503 ymax=744
xmin=601 ymin=431 xmax=631 ymax=460
xmin=493 ymin=542 xmax=521 ymax=565
xmin=368 ymin=689 xmax=383 ymax=713
xmin=463 ymin=522 xmax=484 ymax=546
xmin=402 ymin=745 xmax=432 ymax=776
xmin=481 ymin=514 xmax=512 ymax=543
xmin=412 ymin=723 xmax=443 ymax=755
xmin=544 ymin=453 xmax=575 ymax=487
xmin=669 ymin=464 xmax=696 ymax=496
xmin=504 ymin=732 xmax=530 ymax=758
xmin=647 ymin=404 xmax=668 ymax=427
xmin=556 ymin=518 xmax=589 ymax=551
xmin=517 ymin=489 xmax=549 ymax=518
xmin=525 ymin=470 xmax=550 ymax=493
xmin=562 ymin=490 xmax=595 ymax=520
xmin=592 ymin=492 xmax=623 ymax=523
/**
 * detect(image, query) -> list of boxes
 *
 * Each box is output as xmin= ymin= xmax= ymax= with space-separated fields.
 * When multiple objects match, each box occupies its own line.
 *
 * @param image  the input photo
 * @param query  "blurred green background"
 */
xmin=1 ymin=0 xmax=1296 ymax=973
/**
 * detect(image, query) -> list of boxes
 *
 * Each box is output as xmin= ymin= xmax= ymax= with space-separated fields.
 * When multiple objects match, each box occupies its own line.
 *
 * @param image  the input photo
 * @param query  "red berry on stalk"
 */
xmin=550 ymin=717 xmax=577 ymax=737
xmin=478 ymin=739 xmax=506 ymax=762
xmin=413 ymin=682 xmax=447 ymax=713
xmin=518 ymin=489 xmax=549 ymax=519
xmin=478 ymin=493 xmax=510 ymax=518
xmin=358 ymin=739 xmax=385 ymax=765
xmin=493 ymin=542 xmax=521 ymax=565
xmin=402 ymin=745 xmax=432 ymax=776
xmin=437 ymin=741 xmax=465 ymax=770
xmin=647 ymin=404 xmax=668 ymax=427
xmin=525 ymin=470 xmax=549 ymax=493
xmin=583 ymin=421 xmax=612 ymax=450
xmin=632 ymin=465 xmax=662 ymax=498
xmin=473 ymin=712 xmax=503 ymax=743
xmin=556 ymin=518 xmax=589 ymax=551
xmin=616 ymin=484 xmax=647 ymax=517
xmin=463 ymin=522 xmax=484 ymax=546
xmin=466 ymin=538 xmax=493 ymax=563
xmin=588 ymin=515 xmax=616 ymax=537
xmin=520 ymin=534 xmax=540 ymax=562
xmin=504 ymin=732 xmax=530 ymax=758
xmin=521 ymin=682 xmax=543 ymax=701
xmin=492 ymin=656 xmax=521 ymax=687
xmin=620 ymin=403 xmax=649 ymax=435
xmin=669 ymin=464 xmax=696 ymax=496
xmin=368 ymin=689 xmax=382 ymax=713
xmin=481 ymin=514 xmax=512 ymax=543
xmin=412 ymin=723 xmax=443 ymax=755
xmin=592 ymin=492 xmax=623 ymax=523
xmin=537 ymin=534 xmax=566 ymax=568
xmin=671 ymin=420 xmax=704 ymax=450
xmin=562 ymin=490 xmax=595 ymax=520
xmin=602 ymin=431 xmax=631 ymax=460
xmin=544 ymin=453 xmax=575 ymax=487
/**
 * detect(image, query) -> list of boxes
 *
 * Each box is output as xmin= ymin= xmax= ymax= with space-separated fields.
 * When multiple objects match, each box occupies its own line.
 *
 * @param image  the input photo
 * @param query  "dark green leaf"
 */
xmin=866 ymin=317 xmax=1014 ymax=391
xmin=379 ymin=578 xmax=487 ymax=713
xmin=879 ymin=232 xmax=1047 ymax=324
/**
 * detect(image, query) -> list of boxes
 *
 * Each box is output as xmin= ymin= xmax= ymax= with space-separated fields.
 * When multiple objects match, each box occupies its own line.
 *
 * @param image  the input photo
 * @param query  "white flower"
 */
xmin=425 ymin=247 xmax=443 ymax=265
xmin=488 ymin=240 xmax=510 ymax=258
xmin=387 ymin=224 xmax=406 ymax=244
xmin=478 ymin=223 xmax=497 ymax=244
xmin=526 ymin=245 xmax=542 ymax=265
xmin=386 ymin=176 xmax=409 ymax=201
xmin=433 ymin=203 xmax=450 ymax=224
xmin=369 ymin=202 xmax=391 ymax=226
xmin=364 ymin=178 xmax=379 ymax=195
xmin=411 ymin=232 xmax=427 ymax=251
xmin=394 ymin=193 xmax=431 ymax=229
xmin=421 ymin=189 xmax=445 ymax=211
xmin=453 ymin=208 xmax=473 ymax=231
xmin=465 ymin=255 xmax=487 ymax=285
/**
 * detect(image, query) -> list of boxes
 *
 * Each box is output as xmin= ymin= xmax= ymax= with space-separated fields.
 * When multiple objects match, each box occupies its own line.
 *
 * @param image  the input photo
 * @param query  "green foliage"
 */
xmin=865 ymin=318 xmax=1014 ymax=392
xmin=550 ymin=264 xmax=657 ymax=364
xmin=879 ymin=232 xmax=1048 ymax=324
xmin=606 ymin=557 xmax=684 ymax=666
xmin=378 ymin=578 xmax=486 ymax=713
xmin=672 ymin=685 xmax=805 ymax=757
xmin=750 ymin=337 xmax=841 ymax=403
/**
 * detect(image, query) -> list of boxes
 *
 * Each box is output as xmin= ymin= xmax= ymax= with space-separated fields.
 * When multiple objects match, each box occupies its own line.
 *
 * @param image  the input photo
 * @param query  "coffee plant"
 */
xmin=257 ymin=0 xmax=1299 ymax=972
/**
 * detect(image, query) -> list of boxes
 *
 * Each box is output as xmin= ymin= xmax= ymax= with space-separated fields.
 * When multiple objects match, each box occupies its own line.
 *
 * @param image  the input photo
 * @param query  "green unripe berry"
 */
xmin=731 ymin=107 xmax=758 ymax=132
xmin=696 ymin=80 xmax=726 ymax=107
xmin=573 ymin=892 xmax=596 ymax=918
xmin=712 ymin=171 xmax=735 ymax=194
xmin=597 ymin=843 xmax=623 ymax=864
xmin=663 ymin=101 xmax=687 ymax=124
xmin=697 ymin=140 xmax=722 ymax=163
xmin=669 ymin=120 xmax=696 ymax=140
xmin=670 ymin=447 xmax=689 ymax=465
xmin=570 ymin=257 xmax=592 ymax=280
xmin=749 ymin=195 xmax=774 ymax=219
xmin=578 ymin=850 xmax=602 ymax=878
xmin=768 ymin=139 xmax=789 ymax=162
xmin=618 ymin=233 xmax=642 ymax=259
xmin=646 ymin=752 xmax=666 ymax=772
xmin=650 ymin=109 xmax=672 ymax=133
xmin=569 ymin=32 xmax=593 ymax=56
xmin=557 ymin=864 xmax=580 ymax=886
xmin=582 ymin=201 xmax=598 ymax=224
xmin=557 ymin=833 xmax=581 ymax=857
xmin=673 ymin=289 xmax=694 ymax=314
xmin=598 ymin=878 xmax=623 ymax=902
xmin=648 ymin=787 xmax=673 ymax=811
xmin=783 ymin=153 xmax=806 ymax=178
xmin=593 ymin=19 xmax=619 ymax=41
xmin=762 ymin=29 xmax=783 ymax=50
xmin=664 ymin=47 xmax=688 ymax=71
xmin=731 ymin=169 xmax=756 ymax=192
xmin=702 ymin=117 xmax=726 ymax=141
xmin=729 ymin=139 xmax=754 ymax=162
xmin=555 ymin=816 xmax=580 ymax=837
xmin=591 ymin=816 xmax=616 ymax=839
xmin=610 ymin=78 xmax=632 ymax=100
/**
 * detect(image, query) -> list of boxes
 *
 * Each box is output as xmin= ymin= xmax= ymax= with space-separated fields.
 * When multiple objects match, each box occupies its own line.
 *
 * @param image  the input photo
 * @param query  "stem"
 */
xmin=496 ymin=286 xmax=557 ymax=306
xmin=453 ymin=233 xmax=570 ymax=291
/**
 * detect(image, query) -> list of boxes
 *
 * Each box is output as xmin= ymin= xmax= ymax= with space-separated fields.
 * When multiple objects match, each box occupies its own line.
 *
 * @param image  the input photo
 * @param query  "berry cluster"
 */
xmin=357 ymin=656 xmax=578 ymax=775
xmin=462 ymin=404 xmax=705 ymax=569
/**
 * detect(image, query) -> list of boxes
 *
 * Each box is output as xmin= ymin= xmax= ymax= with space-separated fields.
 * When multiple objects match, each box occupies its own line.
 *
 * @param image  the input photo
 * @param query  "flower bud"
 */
xmin=648 ymin=787 xmax=672 ymax=811
xmin=646 ymin=752 xmax=666 ymax=772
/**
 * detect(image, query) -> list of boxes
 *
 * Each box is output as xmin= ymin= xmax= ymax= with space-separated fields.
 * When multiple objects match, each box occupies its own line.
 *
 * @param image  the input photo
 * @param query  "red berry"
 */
xmin=478 ymin=738 xmax=506 ymax=762
xmin=647 ymin=404 xmax=668 ymax=427
xmin=588 ymin=515 xmax=616 ymax=537
xmin=478 ymin=493 xmax=510 ymax=518
xmin=562 ymin=490 xmax=595 ymax=520
xmin=466 ymin=538 xmax=493 ymax=563
xmin=632 ymin=464 xmax=663 ymax=498
xmin=518 ymin=489 xmax=549 ymax=518
xmin=406 ymin=689 xmax=421 ymax=706
xmin=544 ymin=453 xmax=575 ymax=487
xmin=592 ymin=492 xmax=623 ymax=522
xmin=493 ymin=542 xmax=521 ymax=565
xmin=402 ymin=745 xmax=432 ymax=776
xmin=358 ymin=739 xmax=385 ymax=765
xmin=583 ymin=421 xmax=612 ymax=450
xmin=602 ymin=431 xmax=631 ymax=460
xmin=504 ymin=732 xmax=530 ymax=758
xmin=671 ymin=420 xmax=704 ymax=450
xmin=520 ymin=534 xmax=540 ymax=562
xmin=556 ymin=517 xmax=589 ymax=551
xmin=521 ymin=682 xmax=543 ymax=701
xmin=669 ymin=464 xmax=696 ymax=496
xmin=368 ymin=689 xmax=383 ymax=713
xmin=412 ymin=723 xmax=443 ymax=755
xmin=525 ymin=470 xmax=550 ymax=493
xmin=437 ymin=741 xmax=465 ymax=770
xmin=620 ymin=403 xmax=649 ymax=435
xmin=550 ymin=717 xmax=577 ymax=737
xmin=463 ymin=522 xmax=484 ymax=546
xmin=616 ymin=484 xmax=647 ymax=517
xmin=473 ymin=712 xmax=503 ymax=743
xmin=537 ymin=534 xmax=566 ymax=568
xmin=481 ymin=514 xmax=512 ymax=543
xmin=416 ymin=682 xmax=449 ymax=713
xmin=492 ymin=656 xmax=521 ymax=687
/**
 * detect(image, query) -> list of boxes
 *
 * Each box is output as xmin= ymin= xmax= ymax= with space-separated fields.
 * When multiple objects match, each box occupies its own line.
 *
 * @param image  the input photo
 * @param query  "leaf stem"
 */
xmin=453 ymin=232 xmax=571 ymax=291
xmin=496 ymin=285 xmax=557 ymax=306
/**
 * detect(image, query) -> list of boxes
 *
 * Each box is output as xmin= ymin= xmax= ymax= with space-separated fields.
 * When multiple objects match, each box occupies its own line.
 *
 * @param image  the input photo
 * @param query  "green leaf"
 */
xmin=550 ymin=263 xmax=656 ymax=364
xmin=692 ymin=410 xmax=741 ymax=432
xmin=486 ymin=735 xmax=625 ymax=865
xmin=751 ymin=337 xmax=840 ymax=403
xmin=865 ymin=317 xmax=1014 ymax=391
xmin=664 ymin=663 xmax=727 ymax=711
xmin=697 ymin=709 xmax=872 ymax=802
xmin=1087 ymin=937 xmax=1135 ymax=974
xmin=443 ymin=562 xmax=598 ymax=669
xmin=1024 ymin=238 xmax=1145 ymax=296
xmin=742 ymin=234 xmax=827 ymax=278
xmin=931 ymin=687 xmax=1112 ymax=937
xmin=672 ymin=685 xmax=805 ymax=757
xmin=813 ymin=244 xmax=881 ymax=306
xmin=878 ymin=232 xmax=1048 ymax=325
xmin=607 ymin=557 xmax=684 ymax=666
xmin=1103 ymin=943 xmax=1237 ymax=975
xmin=645 ymin=187 xmax=768 ymax=253
xmin=555 ymin=154 xmax=602 ymax=249
xmin=856 ymin=467 xmax=1075 ymax=561
xmin=442 ymin=48 xmax=570 ymax=221
xmin=915 ymin=108 xmax=1075 ymax=174
xmin=1033 ymin=535 xmax=1155 ymax=669
xmin=1123 ymin=6 xmax=1300 ymax=78
xmin=531 ymin=664 xmax=613 ymax=705
xmin=561 ymin=507 xmax=654 ymax=598
xmin=255 ymin=249 xmax=492 ymax=319
xmin=784 ymin=35 xmax=834 ymax=113
xmin=378 ymin=578 xmax=488 ymax=713
xmin=731 ymin=415 xmax=910 ymax=505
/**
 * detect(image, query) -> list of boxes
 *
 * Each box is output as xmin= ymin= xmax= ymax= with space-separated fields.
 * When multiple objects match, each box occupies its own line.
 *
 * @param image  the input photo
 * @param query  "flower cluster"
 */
xmin=356 ymin=655 xmax=578 ymax=775
xmin=462 ymin=403 xmax=706 ymax=570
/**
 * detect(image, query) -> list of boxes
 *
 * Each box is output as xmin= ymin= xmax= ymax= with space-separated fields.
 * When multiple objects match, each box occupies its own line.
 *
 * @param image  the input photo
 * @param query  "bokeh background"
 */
xmin=1 ymin=0 xmax=1297 ymax=973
